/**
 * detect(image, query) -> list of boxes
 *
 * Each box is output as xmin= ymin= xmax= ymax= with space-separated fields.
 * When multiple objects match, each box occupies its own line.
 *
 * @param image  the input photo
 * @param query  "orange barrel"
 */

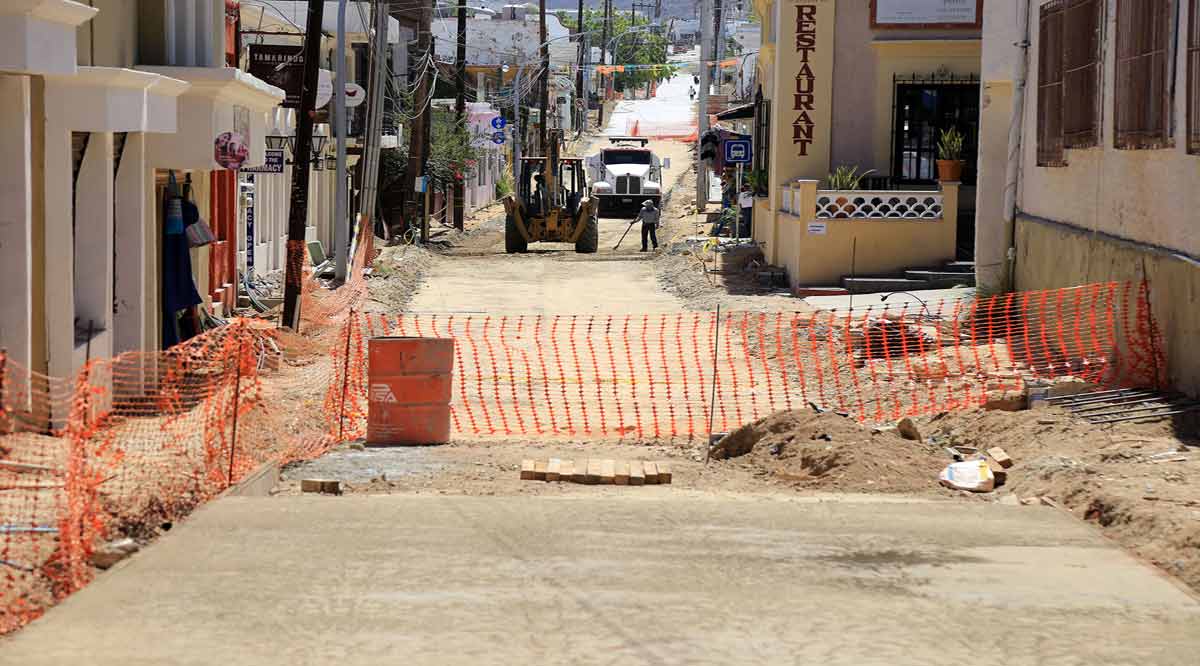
xmin=367 ymin=336 xmax=455 ymax=445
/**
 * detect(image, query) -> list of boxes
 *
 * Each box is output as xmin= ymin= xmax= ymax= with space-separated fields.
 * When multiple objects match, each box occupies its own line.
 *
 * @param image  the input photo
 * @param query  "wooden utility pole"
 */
xmin=281 ymin=0 xmax=325 ymax=330
xmin=696 ymin=0 xmax=711 ymax=211
xmin=575 ymin=0 xmax=584 ymax=133
xmin=453 ymin=0 xmax=467 ymax=231
xmin=597 ymin=0 xmax=610 ymax=127
xmin=421 ymin=34 xmax=434 ymax=242
xmin=539 ymin=0 xmax=549 ymax=155
xmin=393 ymin=0 xmax=432 ymax=239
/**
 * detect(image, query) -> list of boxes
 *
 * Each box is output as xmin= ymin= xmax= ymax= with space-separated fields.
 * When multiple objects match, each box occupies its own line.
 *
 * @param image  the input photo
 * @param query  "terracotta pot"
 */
xmin=937 ymin=160 xmax=964 ymax=182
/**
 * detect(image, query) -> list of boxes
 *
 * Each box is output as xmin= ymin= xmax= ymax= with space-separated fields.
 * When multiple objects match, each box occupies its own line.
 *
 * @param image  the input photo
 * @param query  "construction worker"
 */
xmin=637 ymin=199 xmax=660 ymax=252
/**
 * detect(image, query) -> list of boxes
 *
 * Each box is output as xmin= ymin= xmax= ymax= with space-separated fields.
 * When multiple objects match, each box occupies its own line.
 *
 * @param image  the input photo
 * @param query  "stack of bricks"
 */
xmin=520 ymin=459 xmax=672 ymax=486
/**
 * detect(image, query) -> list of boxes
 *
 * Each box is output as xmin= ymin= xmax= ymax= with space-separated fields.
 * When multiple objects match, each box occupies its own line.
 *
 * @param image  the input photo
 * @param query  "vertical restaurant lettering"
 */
xmin=793 ymin=4 xmax=818 ymax=157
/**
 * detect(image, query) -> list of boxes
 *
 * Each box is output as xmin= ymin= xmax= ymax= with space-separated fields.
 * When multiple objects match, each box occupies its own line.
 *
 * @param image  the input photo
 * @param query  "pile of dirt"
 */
xmin=711 ymin=410 xmax=947 ymax=493
xmin=919 ymin=408 xmax=1200 ymax=592
xmin=364 ymin=244 xmax=435 ymax=313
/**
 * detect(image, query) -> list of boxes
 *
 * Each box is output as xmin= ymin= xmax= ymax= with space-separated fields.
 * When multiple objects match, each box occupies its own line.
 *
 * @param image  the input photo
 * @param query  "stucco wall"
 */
xmin=830 ymin=0 xmax=982 ymax=178
xmin=1018 ymin=0 xmax=1200 ymax=259
xmin=784 ymin=214 xmax=957 ymax=287
xmin=1015 ymin=215 xmax=1200 ymax=396
xmin=77 ymin=0 xmax=139 ymax=68
xmin=973 ymin=0 xmax=1025 ymax=295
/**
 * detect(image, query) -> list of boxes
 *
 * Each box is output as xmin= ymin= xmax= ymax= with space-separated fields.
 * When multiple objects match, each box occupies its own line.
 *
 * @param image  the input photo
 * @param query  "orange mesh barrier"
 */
xmin=0 ymin=278 xmax=1164 ymax=633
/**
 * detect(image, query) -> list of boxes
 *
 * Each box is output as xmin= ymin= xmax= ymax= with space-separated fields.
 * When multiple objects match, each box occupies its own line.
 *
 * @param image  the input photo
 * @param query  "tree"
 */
xmin=560 ymin=9 xmax=678 ymax=92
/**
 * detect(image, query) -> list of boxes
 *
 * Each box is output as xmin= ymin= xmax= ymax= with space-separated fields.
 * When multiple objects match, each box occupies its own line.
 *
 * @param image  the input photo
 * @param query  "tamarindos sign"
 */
xmin=792 ymin=4 xmax=818 ymax=157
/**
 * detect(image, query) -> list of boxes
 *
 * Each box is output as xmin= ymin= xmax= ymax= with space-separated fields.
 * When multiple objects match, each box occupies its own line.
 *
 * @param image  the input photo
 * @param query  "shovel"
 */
xmin=613 ymin=219 xmax=638 ymax=251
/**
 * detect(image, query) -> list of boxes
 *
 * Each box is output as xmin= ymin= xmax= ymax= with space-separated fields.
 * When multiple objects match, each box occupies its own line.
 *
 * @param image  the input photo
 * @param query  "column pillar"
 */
xmin=0 ymin=75 xmax=34 ymax=370
xmin=73 ymin=131 xmax=115 ymax=368
xmin=114 ymin=133 xmax=148 ymax=355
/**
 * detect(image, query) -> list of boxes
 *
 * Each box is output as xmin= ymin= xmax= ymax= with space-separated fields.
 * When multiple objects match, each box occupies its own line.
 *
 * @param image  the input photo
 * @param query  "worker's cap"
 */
xmin=643 ymin=199 xmax=655 ymax=207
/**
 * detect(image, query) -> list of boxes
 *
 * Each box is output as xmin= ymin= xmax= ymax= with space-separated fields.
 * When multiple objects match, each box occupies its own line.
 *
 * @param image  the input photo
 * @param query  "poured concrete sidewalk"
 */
xmin=4 ymin=494 xmax=1200 ymax=665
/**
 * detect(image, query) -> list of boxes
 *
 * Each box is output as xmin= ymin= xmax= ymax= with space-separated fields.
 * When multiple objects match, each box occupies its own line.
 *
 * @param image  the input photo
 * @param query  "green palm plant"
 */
xmin=937 ymin=127 xmax=965 ymax=161
xmin=825 ymin=165 xmax=876 ymax=191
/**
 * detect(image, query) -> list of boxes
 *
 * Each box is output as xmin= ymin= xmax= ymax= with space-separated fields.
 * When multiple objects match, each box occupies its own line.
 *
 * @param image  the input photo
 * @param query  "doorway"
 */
xmin=891 ymin=75 xmax=980 ymax=186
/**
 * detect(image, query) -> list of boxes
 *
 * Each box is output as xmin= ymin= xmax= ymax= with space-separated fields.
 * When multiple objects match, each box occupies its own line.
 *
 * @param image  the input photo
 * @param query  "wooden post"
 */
xmin=337 ymin=310 xmax=355 ymax=442
xmin=281 ymin=0 xmax=326 ymax=330
xmin=227 ymin=323 xmax=246 ymax=488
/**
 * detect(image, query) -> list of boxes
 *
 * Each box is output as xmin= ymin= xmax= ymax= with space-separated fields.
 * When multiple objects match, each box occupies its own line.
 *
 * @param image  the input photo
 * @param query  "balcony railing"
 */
xmin=815 ymin=191 xmax=944 ymax=219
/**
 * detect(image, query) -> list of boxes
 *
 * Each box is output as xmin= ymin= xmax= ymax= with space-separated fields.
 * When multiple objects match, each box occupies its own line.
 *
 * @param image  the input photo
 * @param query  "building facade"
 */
xmin=0 ymin=0 xmax=282 ymax=387
xmin=975 ymin=0 xmax=1200 ymax=393
xmin=748 ymin=0 xmax=983 ymax=289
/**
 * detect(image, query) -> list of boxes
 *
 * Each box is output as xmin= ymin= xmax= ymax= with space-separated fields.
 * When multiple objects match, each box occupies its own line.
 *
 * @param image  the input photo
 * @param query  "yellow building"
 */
xmin=748 ymin=0 xmax=984 ymax=292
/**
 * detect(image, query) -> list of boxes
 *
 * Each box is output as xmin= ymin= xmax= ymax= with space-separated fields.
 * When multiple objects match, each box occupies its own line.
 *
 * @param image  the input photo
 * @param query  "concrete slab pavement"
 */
xmin=4 ymin=493 xmax=1199 ymax=665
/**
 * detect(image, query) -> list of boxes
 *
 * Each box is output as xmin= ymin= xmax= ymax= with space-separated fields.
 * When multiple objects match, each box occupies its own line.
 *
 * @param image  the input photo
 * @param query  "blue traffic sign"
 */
xmin=491 ymin=116 xmax=507 ymax=130
xmin=724 ymin=139 xmax=752 ymax=164
xmin=491 ymin=131 xmax=506 ymax=145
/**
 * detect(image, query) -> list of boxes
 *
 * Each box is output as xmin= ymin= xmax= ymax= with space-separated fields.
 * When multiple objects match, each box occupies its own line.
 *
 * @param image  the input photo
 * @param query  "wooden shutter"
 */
xmin=1063 ymin=0 xmax=1102 ymax=147
xmin=1038 ymin=1 xmax=1066 ymax=166
xmin=1115 ymin=0 xmax=1172 ymax=149
xmin=1189 ymin=0 xmax=1200 ymax=153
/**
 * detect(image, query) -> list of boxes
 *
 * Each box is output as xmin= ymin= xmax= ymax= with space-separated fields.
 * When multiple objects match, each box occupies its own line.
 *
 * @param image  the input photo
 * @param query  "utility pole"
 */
xmin=539 ymin=0 xmax=549 ymax=156
xmin=575 ymin=0 xmax=584 ymax=134
xmin=333 ymin=0 xmax=349 ymax=283
xmin=281 ymin=0 xmax=325 ymax=330
xmin=696 ymin=0 xmax=711 ymax=212
xmin=453 ymin=0 xmax=467 ymax=231
xmin=396 ymin=0 xmax=432 ymax=240
xmin=597 ymin=0 xmax=610 ymax=127
xmin=512 ymin=64 xmax=522 ymax=185
xmin=421 ymin=33 xmax=434 ymax=243
xmin=357 ymin=1 xmax=389 ymax=232
xmin=713 ymin=0 xmax=725 ymax=94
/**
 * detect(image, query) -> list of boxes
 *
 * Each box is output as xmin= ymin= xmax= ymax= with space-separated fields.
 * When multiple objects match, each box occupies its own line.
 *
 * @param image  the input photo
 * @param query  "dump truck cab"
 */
xmin=501 ymin=131 xmax=598 ymax=254
xmin=587 ymin=137 xmax=665 ymax=217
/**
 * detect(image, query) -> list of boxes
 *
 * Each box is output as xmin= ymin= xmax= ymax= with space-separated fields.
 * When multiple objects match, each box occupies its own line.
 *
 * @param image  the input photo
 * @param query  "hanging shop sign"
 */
xmin=215 ymin=131 xmax=249 ymax=170
xmin=243 ymin=149 xmax=286 ymax=174
xmin=344 ymin=82 xmax=367 ymax=108
xmin=870 ymin=0 xmax=982 ymax=29
xmin=248 ymin=44 xmax=305 ymax=108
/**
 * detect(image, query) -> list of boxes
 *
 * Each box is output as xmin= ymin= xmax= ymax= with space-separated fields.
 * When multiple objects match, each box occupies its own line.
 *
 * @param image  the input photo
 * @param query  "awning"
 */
xmin=43 ymin=67 xmax=189 ymax=134
xmin=716 ymin=103 xmax=755 ymax=121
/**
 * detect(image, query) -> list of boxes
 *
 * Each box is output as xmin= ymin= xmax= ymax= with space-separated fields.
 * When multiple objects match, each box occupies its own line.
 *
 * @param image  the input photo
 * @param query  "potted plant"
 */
xmin=825 ymin=166 xmax=875 ymax=218
xmin=936 ymin=127 xmax=965 ymax=182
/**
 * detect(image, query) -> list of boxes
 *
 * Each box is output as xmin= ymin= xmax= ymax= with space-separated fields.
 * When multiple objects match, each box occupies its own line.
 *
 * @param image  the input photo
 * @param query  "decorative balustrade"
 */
xmin=814 ymin=191 xmax=944 ymax=219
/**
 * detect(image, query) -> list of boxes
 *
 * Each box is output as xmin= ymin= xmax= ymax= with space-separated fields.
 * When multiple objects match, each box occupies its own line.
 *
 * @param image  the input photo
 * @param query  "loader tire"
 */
xmin=575 ymin=214 xmax=599 ymax=254
xmin=505 ymin=214 xmax=528 ymax=254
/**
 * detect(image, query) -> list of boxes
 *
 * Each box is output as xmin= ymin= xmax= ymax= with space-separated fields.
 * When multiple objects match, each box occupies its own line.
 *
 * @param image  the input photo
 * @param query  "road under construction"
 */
xmin=3 ymin=77 xmax=1200 ymax=665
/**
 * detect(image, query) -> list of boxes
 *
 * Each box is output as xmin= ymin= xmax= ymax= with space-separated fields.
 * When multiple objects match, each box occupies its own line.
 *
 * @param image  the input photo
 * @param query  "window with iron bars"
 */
xmin=1038 ymin=0 xmax=1103 ymax=166
xmin=1114 ymin=0 xmax=1175 ymax=150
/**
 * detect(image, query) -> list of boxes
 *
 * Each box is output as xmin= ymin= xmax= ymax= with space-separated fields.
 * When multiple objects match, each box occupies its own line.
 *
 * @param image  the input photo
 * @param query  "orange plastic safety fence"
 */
xmin=0 ymin=220 xmax=377 ymax=634
xmin=330 ymin=282 xmax=1163 ymax=442
xmin=0 ymin=279 xmax=1163 ymax=634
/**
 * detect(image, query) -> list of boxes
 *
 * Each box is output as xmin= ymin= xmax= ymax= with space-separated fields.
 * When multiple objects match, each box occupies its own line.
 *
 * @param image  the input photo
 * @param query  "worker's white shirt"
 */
xmin=738 ymin=192 xmax=754 ymax=209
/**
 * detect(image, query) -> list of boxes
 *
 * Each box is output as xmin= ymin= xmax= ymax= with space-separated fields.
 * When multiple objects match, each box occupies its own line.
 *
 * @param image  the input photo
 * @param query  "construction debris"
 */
xmin=519 ymin=459 xmax=672 ymax=486
xmin=91 ymin=538 xmax=140 ymax=570
xmin=300 ymin=479 xmax=342 ymax=495
xmin=896 ymin=418 xmax=922 ymax=442
xmin=939 ymin=459 xmax=996 ymax=493
xmin=987 ymin=447 xmax=1014 ymax=469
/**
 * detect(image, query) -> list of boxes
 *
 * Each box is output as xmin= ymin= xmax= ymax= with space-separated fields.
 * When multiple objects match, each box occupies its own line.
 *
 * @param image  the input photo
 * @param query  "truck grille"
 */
xmin=616 ymin=176 xmax=641 ymax=194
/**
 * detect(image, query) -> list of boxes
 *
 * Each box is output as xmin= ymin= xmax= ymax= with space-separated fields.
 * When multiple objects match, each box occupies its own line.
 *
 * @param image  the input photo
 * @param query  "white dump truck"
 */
xmin=586 ymin=137 xmax=668 ymax=217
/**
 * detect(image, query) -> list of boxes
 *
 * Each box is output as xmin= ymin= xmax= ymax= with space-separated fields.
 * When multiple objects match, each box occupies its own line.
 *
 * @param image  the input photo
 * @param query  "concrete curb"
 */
xmin=219 ymin=462 xmax=281 ymax=498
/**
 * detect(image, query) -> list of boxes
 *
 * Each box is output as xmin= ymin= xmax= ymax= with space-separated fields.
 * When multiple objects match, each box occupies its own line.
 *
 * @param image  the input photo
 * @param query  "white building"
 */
xmin=0 ymin=0 xmax=282 ymax=393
